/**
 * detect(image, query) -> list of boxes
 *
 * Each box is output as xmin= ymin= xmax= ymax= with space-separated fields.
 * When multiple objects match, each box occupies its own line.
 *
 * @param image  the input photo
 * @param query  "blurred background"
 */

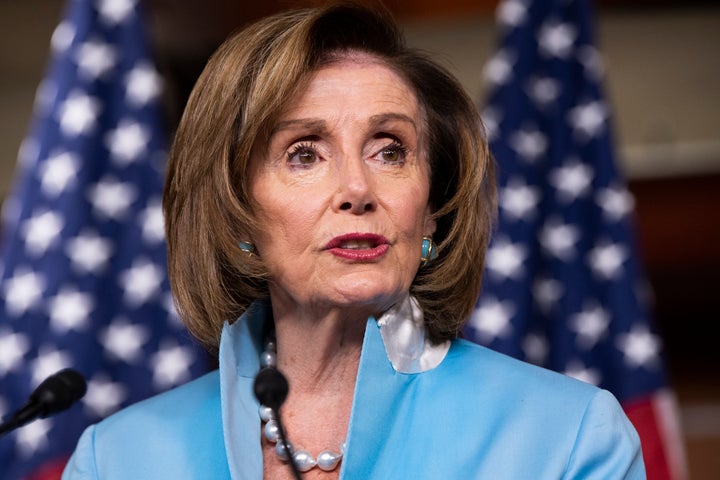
xmin=1 ymin=0 xmax=718 ymax=478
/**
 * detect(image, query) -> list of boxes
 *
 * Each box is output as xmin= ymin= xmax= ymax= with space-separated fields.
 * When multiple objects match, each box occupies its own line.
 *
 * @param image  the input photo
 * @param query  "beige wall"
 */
xmin=1 ymin=2 xmax=719 ymax=199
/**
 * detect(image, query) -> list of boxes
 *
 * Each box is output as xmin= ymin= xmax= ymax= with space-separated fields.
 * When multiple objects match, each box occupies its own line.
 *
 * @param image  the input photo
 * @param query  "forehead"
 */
xmin=278 ymin=52 xmax=421 ymax=122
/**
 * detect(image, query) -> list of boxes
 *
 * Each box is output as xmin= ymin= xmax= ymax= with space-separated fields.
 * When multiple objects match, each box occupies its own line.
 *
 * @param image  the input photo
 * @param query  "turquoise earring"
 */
xmin=238 ymin=241 xmax=255 ymax=255
xmin=420 ymin=236 xmax=438 ymax=267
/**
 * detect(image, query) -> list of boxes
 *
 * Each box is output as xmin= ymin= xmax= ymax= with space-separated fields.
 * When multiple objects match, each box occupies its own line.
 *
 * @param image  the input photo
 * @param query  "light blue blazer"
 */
xmin=63 ymin=300 xmax=645 ymax=479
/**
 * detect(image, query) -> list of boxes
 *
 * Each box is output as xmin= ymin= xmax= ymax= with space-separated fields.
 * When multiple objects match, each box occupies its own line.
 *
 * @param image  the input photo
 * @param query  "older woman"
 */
xmin=63 ymin=3 xmax=645 ymax=479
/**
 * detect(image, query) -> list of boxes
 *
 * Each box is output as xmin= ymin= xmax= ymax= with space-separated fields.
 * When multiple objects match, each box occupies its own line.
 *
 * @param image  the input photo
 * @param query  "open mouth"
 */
xmin=338 ymin=239 xmax=378 ymax=250
xmin=325 ymin=234 xmax=389 ymax=260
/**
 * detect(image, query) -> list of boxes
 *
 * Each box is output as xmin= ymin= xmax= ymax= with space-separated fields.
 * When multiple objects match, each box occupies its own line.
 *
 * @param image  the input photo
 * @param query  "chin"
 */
xmin=331 ymin=279 xmax=406 ymax=310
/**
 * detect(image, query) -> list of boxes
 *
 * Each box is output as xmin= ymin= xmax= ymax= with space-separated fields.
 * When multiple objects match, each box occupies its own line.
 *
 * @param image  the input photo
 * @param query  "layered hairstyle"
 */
xmin=163 ymin=1 xmax=496 ymax=350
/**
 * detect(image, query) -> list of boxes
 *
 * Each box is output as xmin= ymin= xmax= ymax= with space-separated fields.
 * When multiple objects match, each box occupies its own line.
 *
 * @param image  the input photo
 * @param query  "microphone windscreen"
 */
xmin=30 ymin=368 xmax=87 ymax=417
xmin=253 ymin=367 xmax=289 ymax=411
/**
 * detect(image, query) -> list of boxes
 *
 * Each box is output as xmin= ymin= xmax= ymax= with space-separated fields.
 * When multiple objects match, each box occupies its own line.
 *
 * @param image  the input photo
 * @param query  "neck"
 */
xmin=270 ymin=305 xmax=367 ymax=393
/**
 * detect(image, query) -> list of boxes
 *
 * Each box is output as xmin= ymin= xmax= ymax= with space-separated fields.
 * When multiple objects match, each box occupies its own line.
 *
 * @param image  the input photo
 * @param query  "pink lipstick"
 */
xmin=325 ymin=233 xmax=389 ymax=261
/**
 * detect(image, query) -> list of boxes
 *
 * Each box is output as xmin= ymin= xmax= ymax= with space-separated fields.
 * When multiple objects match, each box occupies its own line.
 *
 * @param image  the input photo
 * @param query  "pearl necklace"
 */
xmin=259 ymin=337 xmax=345 ymax=472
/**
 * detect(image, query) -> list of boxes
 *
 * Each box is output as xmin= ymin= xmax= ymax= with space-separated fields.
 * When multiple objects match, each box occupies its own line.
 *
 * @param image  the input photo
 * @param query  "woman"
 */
xmin=63 ymin=3 xmax=645 ymax=479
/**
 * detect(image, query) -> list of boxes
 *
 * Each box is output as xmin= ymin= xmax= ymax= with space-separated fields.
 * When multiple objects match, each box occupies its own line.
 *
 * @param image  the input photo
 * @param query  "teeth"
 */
xmin=340 ymin=240 xmax=374 ymax=249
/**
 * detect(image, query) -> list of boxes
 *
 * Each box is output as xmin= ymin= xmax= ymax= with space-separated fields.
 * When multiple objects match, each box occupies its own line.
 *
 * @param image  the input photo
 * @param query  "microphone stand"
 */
xmin=1 ymin=368 xmax=87 ymax=438
xmin=254 ymin=367 xmax=303 ymax=480
xmin=269 ymin=402 xmax=303 ymax=480
xmin=0 ymin=406 xmax=41 ymax=437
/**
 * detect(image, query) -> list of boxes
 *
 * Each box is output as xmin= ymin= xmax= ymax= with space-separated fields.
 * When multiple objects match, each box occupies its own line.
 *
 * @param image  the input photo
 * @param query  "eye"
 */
xmin=287 ymin=142 xmax=319 ymax=166
xmin=376 ymin=141 xmax=408 ymax=164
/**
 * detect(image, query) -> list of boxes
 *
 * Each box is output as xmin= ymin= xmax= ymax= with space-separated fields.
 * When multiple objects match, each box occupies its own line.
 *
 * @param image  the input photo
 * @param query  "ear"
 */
xmin=423 ymin=205 xmax=437 ymax=237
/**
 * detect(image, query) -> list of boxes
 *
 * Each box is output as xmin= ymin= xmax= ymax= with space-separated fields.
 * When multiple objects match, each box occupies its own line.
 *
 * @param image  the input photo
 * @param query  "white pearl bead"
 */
xmin=276 ymin=440 xmax=294 ymax=461
xmin=293 ymin=450 xmax=317 ymax=472
xmin=260 ymin=351 xmax=276 ymax=368
xmin=258 ymin=405 xmax=274 ymax=422
xmin=263 ymin=419 xmax=279 ymax=443
xmin=317 ymin=450 xmax=342 ymax=471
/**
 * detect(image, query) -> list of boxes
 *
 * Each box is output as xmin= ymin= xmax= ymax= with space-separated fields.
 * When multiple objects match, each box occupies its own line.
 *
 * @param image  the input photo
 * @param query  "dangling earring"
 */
xmin=238 ymin=241 xmax=255 ymax=256
xmin=420 ymin=236 xmax=438 ymax=267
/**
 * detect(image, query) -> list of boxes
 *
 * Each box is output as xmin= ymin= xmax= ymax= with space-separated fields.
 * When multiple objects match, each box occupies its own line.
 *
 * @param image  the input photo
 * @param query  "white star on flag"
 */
xmin=596 ymin=185 xmax=635 ymax=221
xmin=578 ymin=45 xmax=605 ymax=81
xmin=499 ymin=178 xmax=541 ymax=221
xmin=548 ymin=160 xmax=594 ymax=203
xmin=569 ymin=303 xmax=610 ymax=349
xmin=31 ymin=347 xmax=73 ymax=385
xmin=34 ymin=79 xmax=58 ymax=117
xmin=497 ymin=0 xmax=528 ymax=28
xmin=2 ymin=269 xmax=46 ymax=316
xmin=20 ymin=210 xmax=64 ymax=257
xmin=509 ymin=127 xmax=548 ymax=162
xmin=539 ymin=218 xmax=581 ymax=260
xmin=617 ymin=326 xmax=662 ymax=368
xmin=83 ymin=375 xmax=128 ymax=418
xmin=563 ymin=360 xmax=601 ymax=386
xmin=526 ymin=76 xmax=560 ymax=107
xmin=16 ymin=418 xmax=53 ymax=458
xmin=87 ymin=176 xmax=138 ymax=220
xmin=485 ymin=238 xmax=527 ymax=280
xmin=483 ymin=49 xmax=515 ymax=86
xmin=0 ymin=329 xmax=31 ymax=375
xmin=51 ymin=20 xmax=75 ymax=53
xmin=532 ymin=276 xmax=563 ymax=314
xmin=74 ymin=39 xmax=117 ymax=79
xmin=588 ymin=241 xmax=628 ymax=280
xmin=522 ymin=333 xmax=549 ymax=366
xmin=105 ymin=120 xmax=151 ymax=165
xmin=139 ymin=198 xmax=166 ymax=243
xmin=47 ymin=287 xmax=94 ymax=333
xmin=481 ymin=106 xmax=502 ymax=141
xmin=150 ymin=343 xmax=195 ymax=389
xmin=39 ymin=151 xmax=79 ymax=196
xmin=118 ymin=260 xmax=164 ymax=306
xmin=538 ymin=21 xmax=577 ymax=59
xmin=100 ymin=318 xmax=150 ymax=364
xmin=65 ymin=230 xmax=114 ymax=274
xmin=57 ymin=91 xmax=101 ymax=136
xmin=17 ymin=144 xmax=40 ymax=181
xmin=468 ymin=297 xmax=515 ymax=343
xmin=15 ymin=140 xmax=40 ymax=177
xmin=568 ymin=100 xmax=608 ymax=140
xmin=125 ymin=62 xmax=162 ymax=106
xmin=98 ymin=0 xmax=136 ymax=25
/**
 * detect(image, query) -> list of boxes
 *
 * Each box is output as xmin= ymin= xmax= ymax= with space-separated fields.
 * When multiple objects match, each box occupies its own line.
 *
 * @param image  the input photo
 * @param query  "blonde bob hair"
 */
xmin=163 ymin=2 xmax=496 ymax=350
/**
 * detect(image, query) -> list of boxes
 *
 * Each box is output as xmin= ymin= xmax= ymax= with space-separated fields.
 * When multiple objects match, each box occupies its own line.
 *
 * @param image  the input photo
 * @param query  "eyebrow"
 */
xmin=368 ymin=112 xmax=417 ymax=132
xmin=271 ymin=118 xmax=327 ymax=135
xmin=271 ymin=112 xmax=417 ymax=136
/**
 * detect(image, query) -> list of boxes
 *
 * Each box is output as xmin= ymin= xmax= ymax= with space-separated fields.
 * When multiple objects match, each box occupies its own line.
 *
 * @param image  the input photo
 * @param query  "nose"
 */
xmin=333 ymin=156 xmax=376 ymax=214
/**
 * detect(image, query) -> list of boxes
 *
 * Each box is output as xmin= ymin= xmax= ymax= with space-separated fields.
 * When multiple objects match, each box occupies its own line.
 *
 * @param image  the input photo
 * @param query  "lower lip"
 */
xmin=328 ymin=244 xmax=389 ymax=261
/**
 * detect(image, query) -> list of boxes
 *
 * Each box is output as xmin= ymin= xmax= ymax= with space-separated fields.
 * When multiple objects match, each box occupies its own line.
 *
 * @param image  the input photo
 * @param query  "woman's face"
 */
xmin=250 ymin=55 xmax=435 ymax=315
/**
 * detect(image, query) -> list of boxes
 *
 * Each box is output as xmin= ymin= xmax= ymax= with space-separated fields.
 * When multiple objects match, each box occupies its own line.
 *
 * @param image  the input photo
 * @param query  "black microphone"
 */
xmin=0 ymin=368 xmax=87 ymax=437
xmin=253 ymin=367 xmax=303 ymax=480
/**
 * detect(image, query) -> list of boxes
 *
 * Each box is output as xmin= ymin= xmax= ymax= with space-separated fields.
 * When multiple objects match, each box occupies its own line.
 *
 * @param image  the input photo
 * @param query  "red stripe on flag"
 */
xmin=25 ymin=456 xmax=69 ymax=480
xmin=624 ymin=390 xmax=688 ymax=480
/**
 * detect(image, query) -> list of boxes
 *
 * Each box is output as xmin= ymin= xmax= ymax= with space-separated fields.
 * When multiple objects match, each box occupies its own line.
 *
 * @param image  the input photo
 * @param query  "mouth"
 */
xmin=336 ymin=239 xmax=379 ymax=249
xmin=325 ymin=233 xmax=390 ymax=261
xmin=325 ymin=233 xmax=388 ymax=250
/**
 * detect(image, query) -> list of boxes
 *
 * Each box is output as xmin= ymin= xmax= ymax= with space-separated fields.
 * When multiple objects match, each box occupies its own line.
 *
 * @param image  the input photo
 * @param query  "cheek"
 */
xmin=386 ymin=188 xmax=432 ymax=239
xmin=253 ymin=187 xmax=326 ymax=252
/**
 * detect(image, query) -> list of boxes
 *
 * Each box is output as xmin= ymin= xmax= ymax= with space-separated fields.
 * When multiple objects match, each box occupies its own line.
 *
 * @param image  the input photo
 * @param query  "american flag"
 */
xmin=0 ymin=0 xmax=208 ymax=478
xmin=464 ymin=0 xmax=687 ymax=478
